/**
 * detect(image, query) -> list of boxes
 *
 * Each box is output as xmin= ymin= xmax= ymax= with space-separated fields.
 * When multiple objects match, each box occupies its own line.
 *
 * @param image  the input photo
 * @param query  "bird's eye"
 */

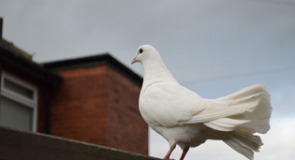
xmin=139 ymin=48 xmax=143 ymax=54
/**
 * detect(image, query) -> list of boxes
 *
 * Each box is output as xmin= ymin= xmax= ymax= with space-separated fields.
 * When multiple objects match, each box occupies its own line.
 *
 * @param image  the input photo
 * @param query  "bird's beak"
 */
xmin=131 ymin=57 xmax=137 ymax=65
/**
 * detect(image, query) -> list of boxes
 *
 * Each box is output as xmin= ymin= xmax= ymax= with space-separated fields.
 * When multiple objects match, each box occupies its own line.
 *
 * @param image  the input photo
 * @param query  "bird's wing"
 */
xmin=140 ymin=82 xmax=205 ymax=127
xmin=140 ymin=82 xmax=246 ymax=128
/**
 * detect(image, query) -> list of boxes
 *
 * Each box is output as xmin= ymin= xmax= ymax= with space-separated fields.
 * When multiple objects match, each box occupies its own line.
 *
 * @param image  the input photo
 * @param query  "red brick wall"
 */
xmin=50 ymin=64 xmax=147 ymax=154
xmin=51 ymin=65 xmax=107 ymax=145
xmin=105 ymin=67 xmax=148 ymax=155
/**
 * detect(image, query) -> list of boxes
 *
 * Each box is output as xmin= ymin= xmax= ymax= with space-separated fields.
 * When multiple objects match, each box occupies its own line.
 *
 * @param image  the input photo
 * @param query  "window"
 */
xmin=0 ymin=72 xmax=38 ymax=132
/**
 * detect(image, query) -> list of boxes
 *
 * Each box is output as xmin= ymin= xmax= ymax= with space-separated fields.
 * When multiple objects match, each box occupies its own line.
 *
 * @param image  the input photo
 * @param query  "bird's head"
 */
xmin=131 ymin=45 xmax=160 ymax=65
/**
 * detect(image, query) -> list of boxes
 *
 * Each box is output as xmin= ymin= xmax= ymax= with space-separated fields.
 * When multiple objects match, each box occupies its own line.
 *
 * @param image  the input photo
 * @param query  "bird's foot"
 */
xmin=163 ymin=144 xmax=176 ymax=160
xmin=164 ymin=156 xmax=175 ymax=160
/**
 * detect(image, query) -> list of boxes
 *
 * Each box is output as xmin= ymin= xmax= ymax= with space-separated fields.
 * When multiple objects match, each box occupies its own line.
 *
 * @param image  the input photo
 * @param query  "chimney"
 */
xmin=0 ymin=18 xmax=3 ymax=39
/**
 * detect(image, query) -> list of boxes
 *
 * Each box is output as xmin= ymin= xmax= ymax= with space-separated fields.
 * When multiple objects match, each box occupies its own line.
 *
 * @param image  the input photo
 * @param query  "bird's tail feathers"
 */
xmin=220 ymin=130 xmax=263 ymax=160
xmin=205 ymin=84 xmax=272 ymax=134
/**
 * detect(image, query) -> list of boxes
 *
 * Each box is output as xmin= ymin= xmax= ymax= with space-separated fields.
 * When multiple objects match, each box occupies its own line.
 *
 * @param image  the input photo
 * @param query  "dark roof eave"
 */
xmin=0 ymin=46 xmax=62 ymax=88
xmin=42 ymin=53 xmax=143 ymax=86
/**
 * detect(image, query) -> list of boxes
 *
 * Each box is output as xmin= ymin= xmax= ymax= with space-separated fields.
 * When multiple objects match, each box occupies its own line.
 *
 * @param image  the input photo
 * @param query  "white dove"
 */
xmin=131 ymin=45 xmax=272 ymax=160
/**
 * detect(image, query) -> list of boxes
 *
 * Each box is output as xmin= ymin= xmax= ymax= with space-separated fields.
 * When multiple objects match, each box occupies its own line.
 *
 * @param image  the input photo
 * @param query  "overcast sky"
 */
xmin=1 ymin=0 xmax=295 ymax=160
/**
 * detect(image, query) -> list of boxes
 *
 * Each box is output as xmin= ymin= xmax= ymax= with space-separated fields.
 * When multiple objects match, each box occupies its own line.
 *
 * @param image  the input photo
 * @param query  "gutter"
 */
xmin=45 ymin=78 xmax=62 ymax=134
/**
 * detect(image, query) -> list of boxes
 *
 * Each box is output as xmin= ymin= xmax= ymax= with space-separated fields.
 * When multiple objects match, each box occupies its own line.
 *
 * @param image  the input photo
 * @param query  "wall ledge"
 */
xmin=0 ymin=126 xmax=161 ymax=160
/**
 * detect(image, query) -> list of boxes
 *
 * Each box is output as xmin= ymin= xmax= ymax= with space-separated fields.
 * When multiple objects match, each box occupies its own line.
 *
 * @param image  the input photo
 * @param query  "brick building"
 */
xmin=0 ymin=19 xmax=147 ymax=155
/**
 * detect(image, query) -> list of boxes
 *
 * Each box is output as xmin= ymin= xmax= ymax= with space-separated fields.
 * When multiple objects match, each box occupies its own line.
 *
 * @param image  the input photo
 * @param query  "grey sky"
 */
xmin=1 ymin=0 xmax=295 ymax=159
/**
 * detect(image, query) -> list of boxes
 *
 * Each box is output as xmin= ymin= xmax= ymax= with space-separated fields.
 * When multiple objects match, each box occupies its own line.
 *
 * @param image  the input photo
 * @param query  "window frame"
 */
xmin=0 ymin=71 xmax=38 ymax=132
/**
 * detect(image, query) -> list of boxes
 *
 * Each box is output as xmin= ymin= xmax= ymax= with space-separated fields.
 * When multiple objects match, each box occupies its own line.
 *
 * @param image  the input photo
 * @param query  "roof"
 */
xmin=0 ymin=38 xmax=62 ymax=90
xmin=42 ymin=54 xmax=143 ymax=86
xmin=1 ymin=39 xmax=33 ymax=60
